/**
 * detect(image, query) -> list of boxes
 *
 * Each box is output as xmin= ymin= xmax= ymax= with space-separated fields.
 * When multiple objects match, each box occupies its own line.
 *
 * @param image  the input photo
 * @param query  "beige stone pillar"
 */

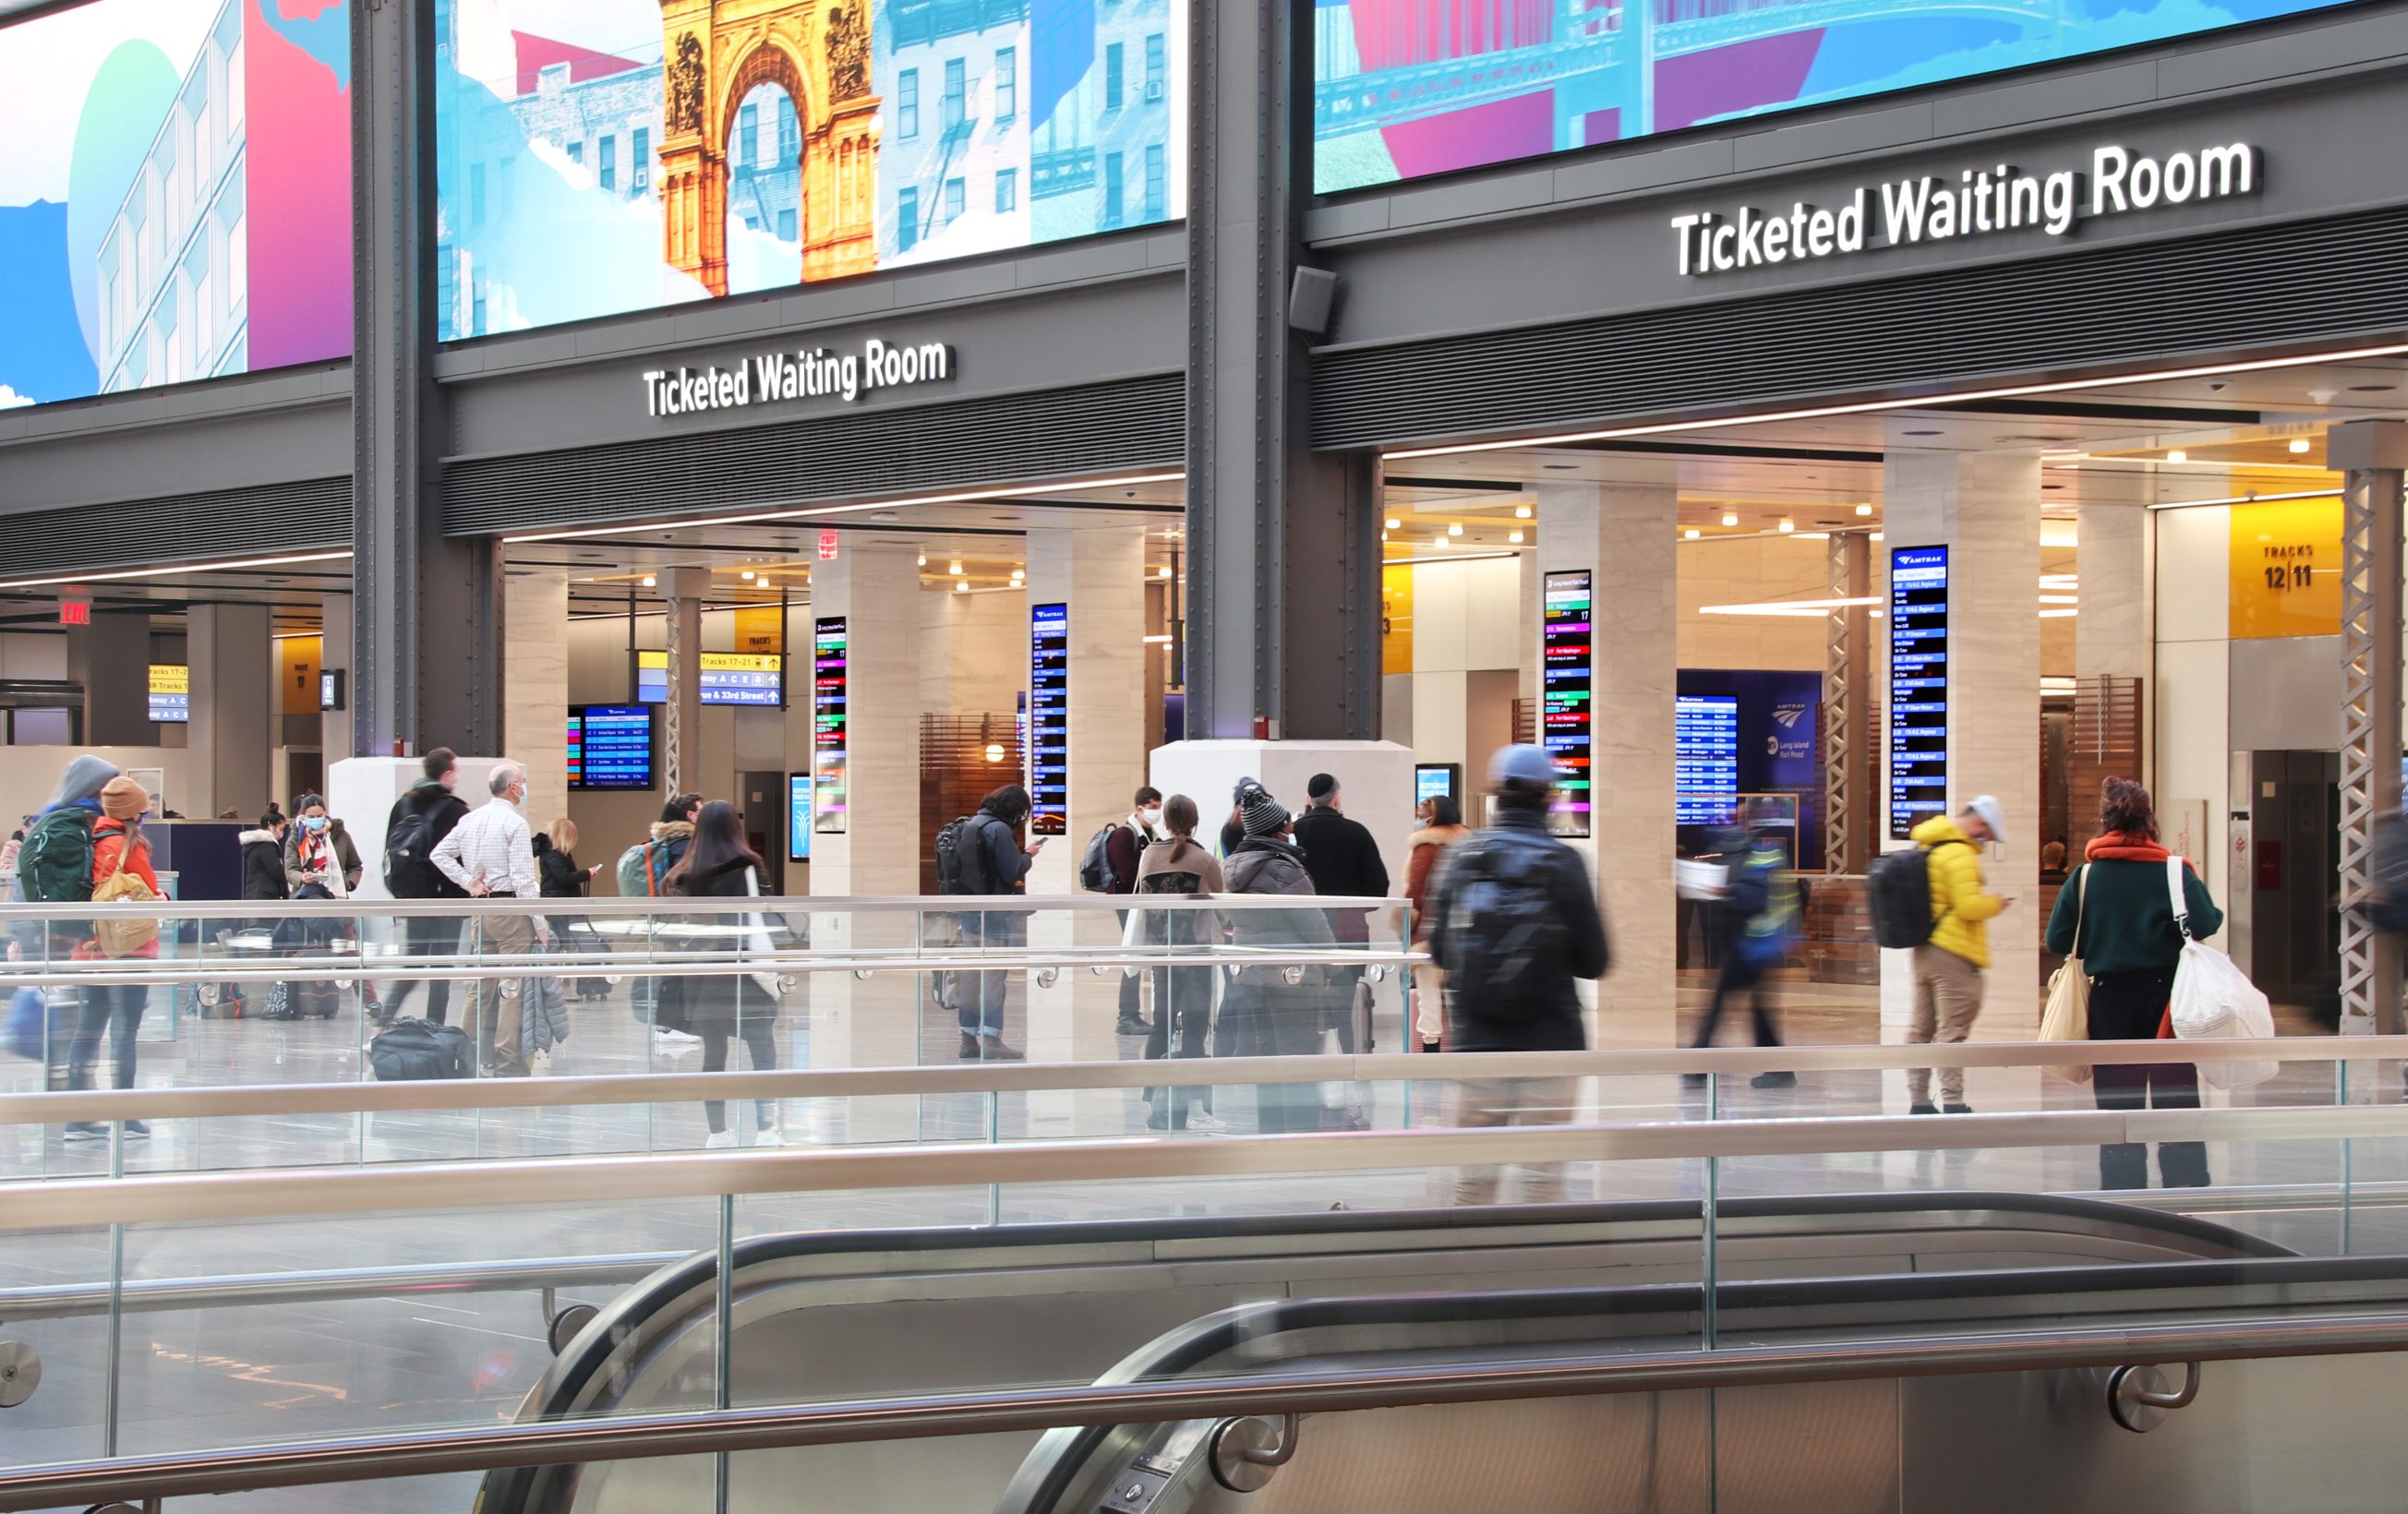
xmin=1882 ymin=446 xmax=2044 ymax=1030
xmin=187 ymin=604 xmax=273 ymax=818
xmin=1535 ymin=477 xmax=1679 ymax=1041
xmin=502 ymin=570 xmax=570 ymax=834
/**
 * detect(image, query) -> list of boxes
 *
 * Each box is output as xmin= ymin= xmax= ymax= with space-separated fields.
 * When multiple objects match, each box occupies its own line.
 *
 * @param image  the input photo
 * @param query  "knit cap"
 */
xmin=98 ymin=776 xmax=149 ymax=821
xmin=1238 ymin=781 xmax=1291 ymax=837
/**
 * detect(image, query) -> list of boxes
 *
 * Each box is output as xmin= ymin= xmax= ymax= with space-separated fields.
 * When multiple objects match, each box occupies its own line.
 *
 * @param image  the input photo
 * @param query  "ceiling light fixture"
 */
xmin=948 ymin=561 xmax=964 ymax=575
xmin=1508 ymin=530 xmax=1524 ymax=544
xmin=1385 ymin=517 xmax=1401 ymax=530
xmin=1683 ymin=528 xmax=1702 ymax=539
xmin=1158 ymin=566 xmax=1173 ymax=579
xmin=1514 ymin=504 xmax=1534 ymax=519
xmin=1430 ymin=534 xmax=1448 ymax=548
xmin=2039 ymin=607 xmax=2078 ymax=619
xmin=1386 ymin=550 xmax=1521 ymax=567
xmin=2039 ymin=594 xmax=2081 ymax=605
xmin=1721 ymin=512 xmax=1739 ymax=527
xmin=1776 ymin=519 xmax=1796 ymax=534
xmin=2147 ymin=488 xmax=2342 ymax=512
xmin=0 ymin=549 xmax=354 ymax=591
xmin=2166 ymin=450 xmax=2188 ymax=464
xmin=1448 ymin=523 xmax=1464 ymax=536
xmin=955 ymin=581 xmax=969 ymax=593
xmin=1381 ymin=342 xmax=2408 ymax=462
xmin=2290 ymin=438 xmax=2313 ymax=454
xmin=1698 ymin=595 xmax=1882 ymax=617
xmin=1855 ymin=504 xmax=1874 ymax=517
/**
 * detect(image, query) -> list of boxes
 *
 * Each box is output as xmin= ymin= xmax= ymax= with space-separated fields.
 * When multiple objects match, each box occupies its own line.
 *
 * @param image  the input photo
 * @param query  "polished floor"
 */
xmin=0 ymin=967 xmax=2396 ymax=1512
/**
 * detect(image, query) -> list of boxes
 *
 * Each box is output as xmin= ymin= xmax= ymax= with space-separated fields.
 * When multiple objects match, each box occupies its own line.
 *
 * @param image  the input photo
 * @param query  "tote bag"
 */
xmin=2038 ymin=866 xmax=2092 ymax=1084
xmin=2163 ymin=858 xmax=2278 ymax=1091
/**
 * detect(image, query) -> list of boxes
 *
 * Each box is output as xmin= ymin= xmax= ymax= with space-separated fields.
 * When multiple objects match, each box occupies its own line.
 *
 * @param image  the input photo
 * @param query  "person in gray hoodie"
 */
xmin=1219 ymin=782 xmax=1338 ymax=1135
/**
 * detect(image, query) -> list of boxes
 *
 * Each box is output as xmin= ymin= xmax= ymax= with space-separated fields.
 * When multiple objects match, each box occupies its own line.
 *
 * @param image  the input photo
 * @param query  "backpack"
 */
xmin=1435 ymin=832 xmax=1571 ymax=1014
xmin=383 ymin=795 xmax=439 ymax=896
xmin=615 ymin=840 xmax=662 ymax=899
xmin=19 ymin=808 xmax=96 ymax=905
xmin=2370 ymin=811 xmax=2408 ymax=932
xmin=934 ymin=815 xmax=995 ymax=896
xmin=1078 ymin=823 xmax=1122 ymax=892
xmin=90 ymin=828 xmax=161 ymax=958
xmin=1866 ymin=839 xmax=1965 ymax=949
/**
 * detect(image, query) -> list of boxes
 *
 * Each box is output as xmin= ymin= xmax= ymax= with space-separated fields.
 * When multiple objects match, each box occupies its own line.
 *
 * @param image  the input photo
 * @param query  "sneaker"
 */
xmin=1184 ymin=1108 xmax=1230 ymax=1135
xmin=1944 ymin=1102 xmax=1976 ymax=1115
xmin=1420 ymin=1039 xmax=1443 ymax=1054
xmin=958 ymin=1031 xmax=982 ymax=1060
xmin=654 ymin=1026 xmax=701 ymax=1045
xmin=1749 ymin=1071 xmax=1796 ymax=1089
xmin=704 ymin=1130 xmax=736 ymax=1150
xmin=653 ymin=1030 xmax=698 ymax=1058
xmin=1909 ymin=1101 xmax=1940 ymax=1115
xmin=979 ymin=1035 xmax=1026 ymax=1062
xmin=120 ymin=1120 xmax=151 ymax=1139
xmin=64 ymin=1121 xmax=107 ymax=1142
xmin=528 ymin=1050 xmax=553 ymax=1077
xmin=1114 ymin=1015 xmax=1152 ymax=1036
xmin=752 ymin=1123 xmax=784 ymax=1148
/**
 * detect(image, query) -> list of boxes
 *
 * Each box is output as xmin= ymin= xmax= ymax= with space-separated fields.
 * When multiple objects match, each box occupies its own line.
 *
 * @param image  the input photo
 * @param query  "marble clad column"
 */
xmin=805 ymin=543 xmax=923 ymax=1074
xmin=1882 ymin=445 xmax=2044 ymax=1032
xmin=1022 ymin=527 xmax=1148 ymax=1058
xmin=501 ymin=570 xmax=569 ymax=834
xmin=320 ymin=594 xmax=355 ymax=763
xmin=1535 ymin=477 xmax=1679 ymax=1041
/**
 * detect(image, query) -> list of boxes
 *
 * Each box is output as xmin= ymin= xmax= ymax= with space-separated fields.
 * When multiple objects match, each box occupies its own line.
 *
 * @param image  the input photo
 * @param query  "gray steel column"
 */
xmin=352 ymin=0 xmax=500 ymax=760
xmin=658 ymin=568 xmax=710 ymax=799
xmin=2335 ymin=419 xmax=2408 ymax=1036
xmin=1824 ymin=531 xmax=1872 ymax=874
xmin=1185 ymin=0 xmax=1379 ymax=741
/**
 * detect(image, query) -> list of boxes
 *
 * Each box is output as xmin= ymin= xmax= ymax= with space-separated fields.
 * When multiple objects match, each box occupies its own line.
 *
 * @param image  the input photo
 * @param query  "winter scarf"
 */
xmin=2085 ymin=831 xmax=2171 ymax=864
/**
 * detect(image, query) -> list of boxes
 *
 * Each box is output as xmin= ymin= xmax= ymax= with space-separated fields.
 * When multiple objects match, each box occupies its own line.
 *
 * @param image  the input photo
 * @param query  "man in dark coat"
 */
xmin=1291 ymin=773 xmax=1391 ymax=1052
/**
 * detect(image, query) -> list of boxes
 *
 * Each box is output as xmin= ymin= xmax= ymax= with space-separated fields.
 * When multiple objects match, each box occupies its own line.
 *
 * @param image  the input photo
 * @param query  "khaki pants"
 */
xmin=1450 ymin=1075 xmax=1579 ymax=1206
xmin=465 ymin=911 xmax=535 ymax=1077
xmin=1908 ymin=944 xmax=1984 ymax=1105
xmin=1413 ymin=962 xmax=1447 ymax=1044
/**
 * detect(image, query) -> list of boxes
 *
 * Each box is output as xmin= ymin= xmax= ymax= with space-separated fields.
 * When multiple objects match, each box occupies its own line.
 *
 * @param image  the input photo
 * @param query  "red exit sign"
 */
xmin=58 ymin=600 xmax=90 ymax=626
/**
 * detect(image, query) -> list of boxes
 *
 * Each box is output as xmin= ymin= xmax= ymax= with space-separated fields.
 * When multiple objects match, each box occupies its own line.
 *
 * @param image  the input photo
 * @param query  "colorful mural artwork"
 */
xmin=434 ymin=0 xmax=1187 ymax=342
xmin=0 ymin=0 xmax=353 ymax=408
xmin=1311 ymin=0 xmax=2356 ymax=192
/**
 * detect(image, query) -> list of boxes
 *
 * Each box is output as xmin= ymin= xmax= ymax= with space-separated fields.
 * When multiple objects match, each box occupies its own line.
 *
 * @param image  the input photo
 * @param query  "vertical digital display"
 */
xmin=812 ymin=618 xmax=849 ymax=835
xmin=1675 ymin=695 xmax=1740 ymax=826
xmin=788 ymin=774 xmax=813 ymax=863
xmin=1889 ymin=547 xmax=1951 ymax=840
xmin=569 ymin=705 xmax=656 ymax=790
xmin=1540 ymin=571 xmax=1594 ymax=837
xmin=1415 ymin=763 xmax=1461 ymax=811
xmin=1029 ymin=603 xmax=1070 ymax=836
xmin=147 ymin=665 xmax=189 ymax=724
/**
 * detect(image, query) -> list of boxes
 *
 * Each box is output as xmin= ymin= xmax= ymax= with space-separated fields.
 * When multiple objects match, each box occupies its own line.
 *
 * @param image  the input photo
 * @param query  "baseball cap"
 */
xmin=1488 ymin=744 xmax=1559 ymax=788
xmin=1968 ymin=795 xmax=2006 ymax=843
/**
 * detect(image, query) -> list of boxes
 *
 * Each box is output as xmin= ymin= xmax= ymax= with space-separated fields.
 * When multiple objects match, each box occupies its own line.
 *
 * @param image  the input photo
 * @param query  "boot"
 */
xmin=979 ymin=1035 xmax=1026 ymax=1062
xmin=957 ymin=1031 xmax=981 ymax=1060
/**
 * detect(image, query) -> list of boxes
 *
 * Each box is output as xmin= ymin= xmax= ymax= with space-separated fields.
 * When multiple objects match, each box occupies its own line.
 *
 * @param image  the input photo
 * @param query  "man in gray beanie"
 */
xmin=1220 ymin=781 xmax=1338 ymax=1133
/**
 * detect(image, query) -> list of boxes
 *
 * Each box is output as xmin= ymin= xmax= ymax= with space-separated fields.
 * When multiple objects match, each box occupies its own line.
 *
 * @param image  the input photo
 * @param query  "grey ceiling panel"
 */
xmin=1 ymin=478 xmax=351 ymax=580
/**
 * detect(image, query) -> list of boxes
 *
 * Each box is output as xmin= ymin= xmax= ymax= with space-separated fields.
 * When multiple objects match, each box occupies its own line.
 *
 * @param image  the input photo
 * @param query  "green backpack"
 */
xmin=19 ymin=808 xmax=97 ymax=904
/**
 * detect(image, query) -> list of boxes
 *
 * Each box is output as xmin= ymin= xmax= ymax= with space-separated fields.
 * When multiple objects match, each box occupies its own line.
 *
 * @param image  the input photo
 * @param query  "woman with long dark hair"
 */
xmin=664 ymin=800 xmax=781 ymax=1148
xmin=2045 ymin=777 xmax=2224 ymax=1189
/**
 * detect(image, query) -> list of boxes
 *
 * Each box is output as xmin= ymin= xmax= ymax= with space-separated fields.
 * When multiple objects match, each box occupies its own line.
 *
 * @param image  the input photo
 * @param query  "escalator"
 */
xmin=477 ymin=1194 xmax=2313 ymax=1514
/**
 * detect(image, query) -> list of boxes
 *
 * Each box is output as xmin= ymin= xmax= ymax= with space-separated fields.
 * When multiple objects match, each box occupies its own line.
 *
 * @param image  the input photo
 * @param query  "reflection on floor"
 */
xmin=0 ymin=969 xmax=2385 ymax=1511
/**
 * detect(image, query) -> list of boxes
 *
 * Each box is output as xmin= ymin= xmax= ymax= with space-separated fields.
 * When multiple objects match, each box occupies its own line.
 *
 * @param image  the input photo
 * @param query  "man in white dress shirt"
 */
xmin=431 ymin=762 xmax=547 ymax=1076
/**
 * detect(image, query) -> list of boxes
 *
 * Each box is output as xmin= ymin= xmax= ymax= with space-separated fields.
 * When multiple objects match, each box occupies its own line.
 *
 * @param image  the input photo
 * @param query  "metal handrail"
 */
xmin=16 ymin=1102 xmax=2408 ymax=1232
xmin=0 ymin=1252 xmax=679 ymax=1321
xmin=0 ymin=1034 xmax=2391 ymax=1128
xmin=4 ymin=1312 xmax=2406 ymax=1509
xmin=0 ymin=893 xmax=1405 ymax=919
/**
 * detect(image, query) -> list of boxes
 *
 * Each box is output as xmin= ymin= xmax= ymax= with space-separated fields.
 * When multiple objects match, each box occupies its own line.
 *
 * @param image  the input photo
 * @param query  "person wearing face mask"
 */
xmin=1105 ymin=786 xmax=1164 ymax=1036
xmin=430 ymin=762 xmax=548 ymax=1077
xmin=277 ymin=794 xmax=371 ymax=1018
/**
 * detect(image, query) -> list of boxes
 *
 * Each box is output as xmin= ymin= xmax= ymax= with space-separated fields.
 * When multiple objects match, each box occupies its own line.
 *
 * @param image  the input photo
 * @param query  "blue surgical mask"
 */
xmin=302 ymin=815 xmax=328 ymax=833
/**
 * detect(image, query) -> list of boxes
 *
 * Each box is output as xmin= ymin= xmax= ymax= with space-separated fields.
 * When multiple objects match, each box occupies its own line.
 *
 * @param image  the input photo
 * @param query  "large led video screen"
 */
xmin=434 ymin=0 xmax=1186 ymax=342
xmin=0 ymin=0 xmax=352 ymax=408
xmin=1311 ymin=0 xmax=2353 ymax=193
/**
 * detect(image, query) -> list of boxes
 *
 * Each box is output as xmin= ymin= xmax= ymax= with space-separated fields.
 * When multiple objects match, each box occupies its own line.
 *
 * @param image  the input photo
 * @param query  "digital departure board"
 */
xmin=635 ymin=651 xmax=784 ymax=706
xmin=1888 ymin=547 xmax=1951 ymax=840
xmin=811 ymin=618 xmax=849 ymax=835
xmin=1675 ymin=695 xmax=1740 ymax=826
xmin=1029 ymin=603 xmax=1070 ymax=835
xmin=569 ymin=704 xmax=655 ymax=790
xmin=788 ymin=773 xmax=813 ymax=862
xmin=1540 ymin=571 xmax=1593 ymax=837
xmin=148 ymin=664 xmax=188 ymax=724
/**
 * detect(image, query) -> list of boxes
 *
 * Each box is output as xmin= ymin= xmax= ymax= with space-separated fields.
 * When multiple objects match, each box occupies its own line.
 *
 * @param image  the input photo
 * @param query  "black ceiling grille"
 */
xmin=0 ymin=476 xmax=350 ymax=578
xmin=443 ymin=374 xmax=1186 ymax=536
xmin=1311 ymin=203 xmax=2408 ymax=451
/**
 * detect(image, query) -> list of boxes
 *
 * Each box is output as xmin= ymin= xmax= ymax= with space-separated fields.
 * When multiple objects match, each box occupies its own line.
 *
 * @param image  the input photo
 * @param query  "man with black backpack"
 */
xmin=1872 ymin=796 xmax=2009 ymax=1115
xmin=379 ymin=749 xmax=472 ymax=1026
xmin=1429 ymin=744 xmax=1610 ymax=1204
xmin=933 ymin=785 xmax=1041 ymax=1061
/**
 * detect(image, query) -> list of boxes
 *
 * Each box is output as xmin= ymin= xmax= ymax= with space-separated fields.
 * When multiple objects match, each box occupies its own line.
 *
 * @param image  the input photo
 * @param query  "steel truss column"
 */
xmin=1185 ymin=0 xmax=1379 ymax=741
xmin=1824 ymin=531 xmax=1873 ymax=874
xmin=353 ymin=0 xmax=500 ymax=760
xmin=2334 ymin=420 xmax=2408 ymax=1035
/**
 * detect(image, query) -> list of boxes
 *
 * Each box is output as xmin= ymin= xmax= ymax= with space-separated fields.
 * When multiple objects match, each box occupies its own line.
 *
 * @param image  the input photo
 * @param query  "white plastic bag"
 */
xmin=2162 ymin=859 xmax=2276 ymax=1091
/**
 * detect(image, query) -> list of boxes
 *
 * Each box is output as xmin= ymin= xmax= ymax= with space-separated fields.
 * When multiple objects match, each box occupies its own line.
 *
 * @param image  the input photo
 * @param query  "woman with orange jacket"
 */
xmin=66 ymin=776 xmax=163 ymax=1141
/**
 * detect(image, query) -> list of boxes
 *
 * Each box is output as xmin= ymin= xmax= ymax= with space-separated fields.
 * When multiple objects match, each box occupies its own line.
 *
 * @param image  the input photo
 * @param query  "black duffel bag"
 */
xmin=369 ymin=1016 xmax=472 ymax=1081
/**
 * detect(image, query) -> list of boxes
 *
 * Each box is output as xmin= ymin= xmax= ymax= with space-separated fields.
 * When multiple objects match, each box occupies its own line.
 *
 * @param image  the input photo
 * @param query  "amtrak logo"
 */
xmin=1772 ymin=703 xmax=1809 ymax=730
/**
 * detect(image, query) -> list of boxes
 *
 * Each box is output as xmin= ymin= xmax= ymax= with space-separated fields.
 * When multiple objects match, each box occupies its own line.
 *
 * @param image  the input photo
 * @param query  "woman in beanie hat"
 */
xmin=64 ymin=777 xmax=162 ymax=1140
xmin=1219 ymin=781 xmax=1338 ymax=1134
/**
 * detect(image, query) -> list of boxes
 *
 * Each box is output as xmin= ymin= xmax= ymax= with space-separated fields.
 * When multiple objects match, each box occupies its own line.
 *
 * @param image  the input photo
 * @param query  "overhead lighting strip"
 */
xmin=1385 ymin=342 xmax=2408 ymax=462
xmin=0 ymin=551 xmax=355 ymax=592
xmin=2145 ymin=488 xmax=2342 ymax=512
xmin=502 ymin=473 xmax=1188 ymax=544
